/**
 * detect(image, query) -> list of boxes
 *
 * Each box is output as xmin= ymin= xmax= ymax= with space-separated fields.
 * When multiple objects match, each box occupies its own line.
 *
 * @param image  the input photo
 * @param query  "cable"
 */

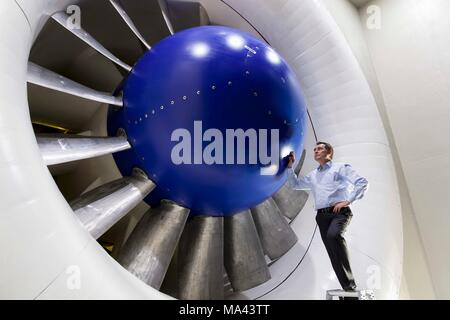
xmin=254 ymin=224 xmax=318 ymax=300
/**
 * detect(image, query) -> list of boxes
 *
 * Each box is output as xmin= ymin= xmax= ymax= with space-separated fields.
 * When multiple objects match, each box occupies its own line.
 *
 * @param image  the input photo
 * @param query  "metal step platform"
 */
xmin=326 ymin=289 xmax=375 ymax=300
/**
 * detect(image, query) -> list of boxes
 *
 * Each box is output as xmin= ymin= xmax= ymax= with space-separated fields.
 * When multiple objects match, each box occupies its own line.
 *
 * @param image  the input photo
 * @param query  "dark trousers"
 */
xmin=316 ymin=207 xmax=356 ymax=291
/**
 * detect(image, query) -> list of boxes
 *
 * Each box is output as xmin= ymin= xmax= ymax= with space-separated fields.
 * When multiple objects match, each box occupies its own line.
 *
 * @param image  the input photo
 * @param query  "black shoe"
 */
xmin=344 ymin=285 xmax=357 ymax=292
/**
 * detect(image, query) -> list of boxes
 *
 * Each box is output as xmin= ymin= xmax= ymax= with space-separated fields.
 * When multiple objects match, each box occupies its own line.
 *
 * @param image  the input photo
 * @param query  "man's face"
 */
xmin=313 ymin=144 xmax=330 ymax=162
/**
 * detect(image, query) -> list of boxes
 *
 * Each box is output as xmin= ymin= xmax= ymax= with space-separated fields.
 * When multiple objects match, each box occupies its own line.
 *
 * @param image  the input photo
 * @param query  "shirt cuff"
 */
xmin=347 ymin=194 xmax=356 ymax=204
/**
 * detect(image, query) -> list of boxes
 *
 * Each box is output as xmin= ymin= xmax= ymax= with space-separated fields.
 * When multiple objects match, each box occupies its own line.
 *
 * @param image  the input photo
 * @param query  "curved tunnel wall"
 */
xmin=214 ymin=0 xmax=403 ymax=299
xmin=0 ymin=0 xmax=402 ymax=299
xmin=0 ymin=0 xmax=168 ymax=299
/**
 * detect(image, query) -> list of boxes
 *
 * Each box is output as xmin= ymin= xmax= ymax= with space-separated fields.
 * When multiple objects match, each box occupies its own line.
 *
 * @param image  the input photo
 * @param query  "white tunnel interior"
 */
xmin=3 ymin=0 xmax=440 ymax=299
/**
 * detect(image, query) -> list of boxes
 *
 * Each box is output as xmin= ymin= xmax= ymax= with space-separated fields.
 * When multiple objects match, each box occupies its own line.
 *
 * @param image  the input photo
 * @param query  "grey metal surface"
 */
xmin=272 ymin=184 xmax=309 ymax=220
xmin=117 ymin=200 xmax=189 ymax=289
xmin=37 ymin=134 xmax=130 ymax=166
xmin=294 ymin=149 xmax=307 ymax=176
xmin=224 ymin=210 xmax=271 ymax=292
xmin=70 ymin=168 xmax=155 ymax=239
xmin=52 ymin=12 xmax=132 ymax=72
xmin=251 ymin=198 xmax=298 ymax=260
xmin=109 ymin=0 xmax=151 ymax=49
xmin=157 ymin=0 xmax=175 ymax=35
xmin=165 ymin=1 xmax=210 ymax=32
xmin=326 ymin=289 xmax=375 ymax=300
xmin=177 ymin=216 xmax=224 ymax=300
xmin=27 ymin=62 xmax=123 ymax=106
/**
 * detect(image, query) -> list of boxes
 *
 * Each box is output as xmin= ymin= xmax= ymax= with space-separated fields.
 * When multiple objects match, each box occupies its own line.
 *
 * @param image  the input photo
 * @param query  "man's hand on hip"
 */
xmin=333 ymin=201 xmax=350 ymax=213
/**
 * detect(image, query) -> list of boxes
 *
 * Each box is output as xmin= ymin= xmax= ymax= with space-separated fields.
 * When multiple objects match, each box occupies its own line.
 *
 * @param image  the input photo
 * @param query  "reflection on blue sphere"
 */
xmin=108 ymin=26 xmax=307 ymax=216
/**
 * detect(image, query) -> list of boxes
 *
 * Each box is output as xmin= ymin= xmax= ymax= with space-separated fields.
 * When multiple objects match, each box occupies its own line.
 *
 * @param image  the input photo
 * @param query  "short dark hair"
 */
xmin=316 ymin=141 xmax=334 ymax=159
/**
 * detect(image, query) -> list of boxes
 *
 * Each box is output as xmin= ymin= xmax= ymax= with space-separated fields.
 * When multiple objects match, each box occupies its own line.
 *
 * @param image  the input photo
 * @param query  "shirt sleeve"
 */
xmin=286 ymin=168 xmax=312 ymax=191
xmin=339 ymin=164 xmax=369 ymax=203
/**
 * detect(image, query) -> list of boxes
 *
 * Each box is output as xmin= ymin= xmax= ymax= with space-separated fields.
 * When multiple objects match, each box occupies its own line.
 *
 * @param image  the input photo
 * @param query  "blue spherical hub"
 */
xmin=108 ymin=26 xmax=307 ymax=216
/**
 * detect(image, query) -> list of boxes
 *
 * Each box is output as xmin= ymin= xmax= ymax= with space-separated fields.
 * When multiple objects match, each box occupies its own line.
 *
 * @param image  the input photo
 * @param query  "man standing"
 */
xmin=287 ymin=142 xmax=368 ymax=293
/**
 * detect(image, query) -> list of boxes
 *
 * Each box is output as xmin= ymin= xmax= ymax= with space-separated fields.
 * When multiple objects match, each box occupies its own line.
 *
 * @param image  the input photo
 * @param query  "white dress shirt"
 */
xmin=287 ymin=160 xmax=368 ymax=210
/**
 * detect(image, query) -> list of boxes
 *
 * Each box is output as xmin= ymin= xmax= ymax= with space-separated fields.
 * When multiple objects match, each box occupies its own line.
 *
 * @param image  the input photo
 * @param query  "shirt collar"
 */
xmin=317 ymin=160 xmax=332 ymax=171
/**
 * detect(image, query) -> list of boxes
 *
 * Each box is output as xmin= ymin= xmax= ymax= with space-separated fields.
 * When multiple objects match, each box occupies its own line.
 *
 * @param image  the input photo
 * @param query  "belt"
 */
xmin=317 ymin=206 xmax=351 ymax=214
